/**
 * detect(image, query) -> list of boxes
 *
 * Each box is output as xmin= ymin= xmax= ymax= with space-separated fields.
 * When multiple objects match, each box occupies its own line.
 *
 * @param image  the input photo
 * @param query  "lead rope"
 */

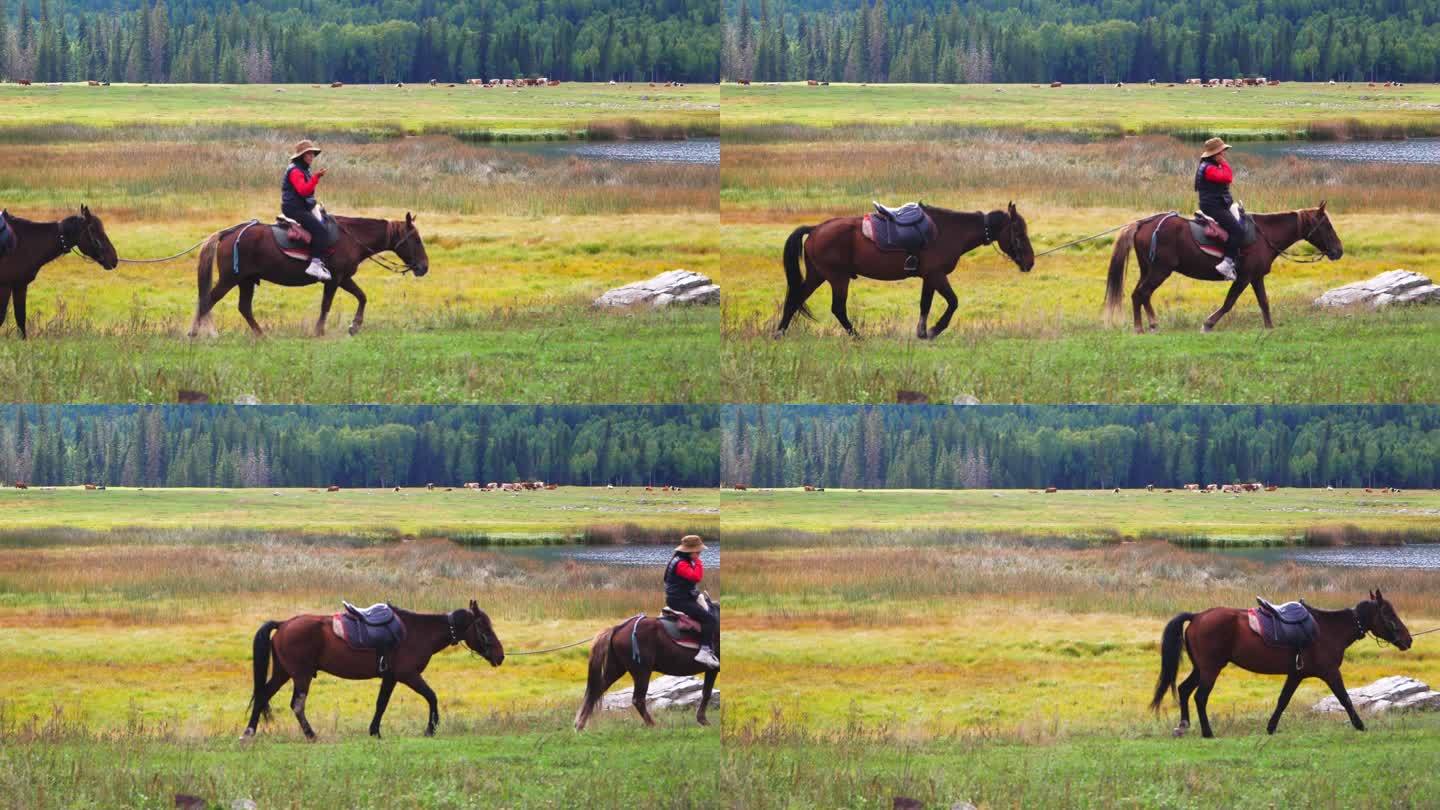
xmin=1032 ymin=222 xmax=1135 ymax=258
xmin=115 ymin=237 xmax=211 ymax=265
xmin=506 ymin=637 xmax=595 ymax=656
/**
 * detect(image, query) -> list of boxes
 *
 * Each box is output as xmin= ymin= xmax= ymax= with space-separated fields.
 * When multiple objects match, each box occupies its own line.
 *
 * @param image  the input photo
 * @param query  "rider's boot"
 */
xmin=694 ymin=646 xmax=720 ymax=669
xmin=1215 ymin=256 xmax=1237 ymax=281
xmin=305 ymin=257 xmax=332 ymax=281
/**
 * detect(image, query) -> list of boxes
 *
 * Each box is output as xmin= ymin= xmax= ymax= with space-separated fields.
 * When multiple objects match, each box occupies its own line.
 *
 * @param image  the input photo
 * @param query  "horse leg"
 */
xmin=778 ymin=274 xmax=825 ymax=336
xmin=1195 ymin=673 xmax=1220 ymax=738
xmin=237 ymin=281 xmax=264 ymax=336
xmin=369 ymin=675 xmax=398 ymax=737
xmin=13 ymin=283 xmax=27 ymax=339
xmin=926 ymin=275 xmax=960 ymax=339
xmin=1252 ymin=276 xmax=1274 ymax=329
xmin=1173 ymin=670 xmax=1199 ymax=736
xmin=289 ymin=672 xmax=318 ymax=740
xmin=828 ymin=275 xmax=858 ymax=338
xmin=400 ymin=673 xmax=440 ymax=736
xmin=630 ymin=668 xmax=657 ymax=726
xmin=1267 ymin=673 xmax=1303 ymax=734
xmin=1202 ymin=278 xmax=1250 ymax=332
xmin=244 ymin=665 xmax=292 ymax=739
xmin=338 ymin=276 xmax=367 ymax=336
xmin=315 ymin=282 xmax=338 ymax=337
xmin=696 ymin=670 xmax=718 ymax=726
xmin=916 ymin=279 xmax=935 ymax=339
xmin=1320 ymin=671 xmax=1365 ymax=731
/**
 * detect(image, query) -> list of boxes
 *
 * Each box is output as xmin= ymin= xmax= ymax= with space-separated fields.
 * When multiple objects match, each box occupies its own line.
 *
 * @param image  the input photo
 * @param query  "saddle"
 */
xmin=1248 ymin=597 xmax=1318 ymax=659
xmin=863 ymin=201 xmax=935 ymax=273
xmin=659 ymin=608 xmax=704 ymax=649
xmin=1189 ymin=204 xmax=1257 ymax=258
xmin=332 ymin=602 xmax=407 ymax=673
xmin=271 ymin=210 xmax=339 ymax=261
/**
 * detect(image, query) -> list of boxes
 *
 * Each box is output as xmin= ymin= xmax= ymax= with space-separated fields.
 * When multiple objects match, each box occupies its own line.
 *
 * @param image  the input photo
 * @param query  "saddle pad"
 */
xmin=658 ymin=617 xmax=701 ymax=650
xmin=1188 ymin=213 xmax=1257 ymax=257
xmin=661 ymin=608 xmax=704 ymax=634
xmin=1247 ymin=606 xmax=1317 ymax=650
xmin=270 ymin=213 xmax=339 ymax=257
xmin=863 ymin=212 xmax=935 ymax=254
xmin=333 ymin=609 xmax=406 ymax=652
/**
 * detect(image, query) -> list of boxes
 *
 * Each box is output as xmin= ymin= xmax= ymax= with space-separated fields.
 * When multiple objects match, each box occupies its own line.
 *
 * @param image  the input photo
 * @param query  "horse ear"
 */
xmin=1318 ymin=199 xmax=1327 ymax=212
xmin=469 ymin=599 xmax=479 ymax=614
xmin=81 ymin=204 xmax=91 ymax=219
xmin=406 ymin=212 xmax=415 ymax=226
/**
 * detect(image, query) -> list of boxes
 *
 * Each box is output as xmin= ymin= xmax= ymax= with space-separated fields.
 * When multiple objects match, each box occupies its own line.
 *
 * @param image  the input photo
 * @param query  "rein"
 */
xmin=1259 ymin=210 xmax=1329 ymax=264
xmin=337 ymin=218 xmax=419 ymax=275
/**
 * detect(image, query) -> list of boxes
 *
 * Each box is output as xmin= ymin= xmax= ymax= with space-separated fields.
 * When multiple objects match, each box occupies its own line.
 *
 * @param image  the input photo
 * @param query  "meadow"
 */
xmin=0 ymin=85 xmax=719 ymax=403
xmin=721 ymin=487 xmax=1440 ymax=544
xmin=719 ymin=86 xmax=1440 ymax=403
xmin=719 ymin=81 xmax=1440 ymax=139
xmin=0 ymin=485 xmax=718 ymax=538
xmin=721 ymin=539 xmax=1440 ymax=807
xmin=0 ymin=503 xmax=722 ymax=807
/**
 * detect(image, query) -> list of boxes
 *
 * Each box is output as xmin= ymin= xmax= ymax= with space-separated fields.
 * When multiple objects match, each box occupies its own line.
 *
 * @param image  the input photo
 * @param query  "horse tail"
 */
xmin=574 ymin=626 xmax=617 ymax=731
xmin=247 ymin=620 xmax=281 ymax=723
xmin=783 ymin=225 xmax=816 ymax=321
xmin=1150 ymin=612 xmax=1195 ymax=711
xmin=1104 ymin=221 xmax=1138 ymax=318
xmin=196 ymin=232 xmax=220 ymax=310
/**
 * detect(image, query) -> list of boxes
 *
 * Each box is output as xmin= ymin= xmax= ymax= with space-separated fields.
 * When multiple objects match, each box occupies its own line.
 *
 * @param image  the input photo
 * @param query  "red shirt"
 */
xmin=674 ymin=557 xmax=703 ymax=583
xmin=287 ymin=166 xmax=321 ymax=197
xmin=1202 ymin=161 xmax=1233 ymax=184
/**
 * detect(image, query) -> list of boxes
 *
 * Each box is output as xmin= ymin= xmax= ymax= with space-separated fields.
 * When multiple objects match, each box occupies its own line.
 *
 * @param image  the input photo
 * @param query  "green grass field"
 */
xmin=0 ymin=491 xmax=722 ymax=808
xmin=718 ymin=92 xmax=1440 ymax=403
xmin=0 ymin=485 xmax=718 ymax=538
xmin=0 ymin=82 xmax=719 ymax=139
xmin=719 ymin=81 xmax=1440 ymax=139
xmin=721 ymin=487 xmax=1440 ymax=544
xmin=0 ymin=86 xmax=719 ymax=403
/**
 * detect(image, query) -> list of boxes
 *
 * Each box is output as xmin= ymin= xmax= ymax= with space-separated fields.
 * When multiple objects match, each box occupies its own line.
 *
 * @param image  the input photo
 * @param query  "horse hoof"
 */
xmin=1149 ymin=324 xmax=1159 ymax=333
xmin=348 ymin=324 xmax=361 ymax=337
xmin=696 ymin=716 xmax=709 ymax=727
xmin=1201 ymin=324 xmax=1214 ymax=333
xmin=240 ymin=729 xmax=256 ymax=741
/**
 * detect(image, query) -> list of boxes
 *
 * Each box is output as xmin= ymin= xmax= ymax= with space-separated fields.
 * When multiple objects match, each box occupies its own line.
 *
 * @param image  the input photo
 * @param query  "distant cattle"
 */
xmin=464 ymin=482 xmax=481 ymax=489
xmin=330 ymin=82 xmax=344 ymax=88
xmin=15 ymin=482 xmax=29 ymax=489
xmin=803 ymin=485 xmax=815 ymax=492
xmin=1184 ymin=483 xmax=1200 ymax=491
xmin=732 ymin=483 xmax=748 ymax=491
xmin=737 ymin=79 xmax=751 ymax=86
xmin=84 ymin=483 xmax=98 ymax=490
xmin=1146 ymin=484 xmax=1155 ymax=492
xmin=548 ymin=80 xmax=560 ymax=87
xmin=326 ymin=485 xmax=340 ymax=492
xmin=1045 ymin=486 xmax=1058 ymax=493
xmin=545 ymin=484 xmax=558 ymax=490
xmin=426 ymin=483 xmax=435 ymax=491
xmin=17 ymin=79 xmax=32 ymax=86
xmin=1265 ymin=485 xmax=1278 ymax=492
xmin=87 ymin=80 xmax=100 ymax=87
xmin=807 ymin=80 xmax=818 ymax=86
xmin=1049 ymin=81 xmax=1063 ymax=88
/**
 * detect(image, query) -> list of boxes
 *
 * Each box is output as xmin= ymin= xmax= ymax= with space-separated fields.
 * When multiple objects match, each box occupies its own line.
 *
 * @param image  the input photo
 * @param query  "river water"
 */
xmin=514 ymin=137 xmax=719 ymax=165
xmin=1249 ymin=137 xmax=1440 ymax=165
xmin=508 ymin=542 xmax=720 ymax=568
xmin=1217 ymin=544 xmax=1440 ymax=570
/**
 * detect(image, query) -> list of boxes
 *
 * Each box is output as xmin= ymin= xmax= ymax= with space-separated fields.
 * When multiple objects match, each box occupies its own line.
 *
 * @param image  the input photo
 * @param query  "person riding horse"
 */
xmin=665 ymin=535 xmax=719 ymax=669
xmin=282 ymin=139 xmax=334 ymax=281
xmin=1196 ymin=137 xmax=1242 ymax=281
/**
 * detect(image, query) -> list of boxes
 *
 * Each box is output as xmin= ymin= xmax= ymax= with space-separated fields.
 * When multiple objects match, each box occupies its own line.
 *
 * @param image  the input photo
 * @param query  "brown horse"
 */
xmin=779 ymin=204 xmax=1035 ymax=339
xmin=1151 ymin=590 xmax=1412 ymax=738
xmin=189 ymin=213 xmax=429 ymax=338
xmin=1105 ymin=203 xmax=1343 ymax=333
xmin=573 ymin=611 xmax=719 ymax=731
xmin=0 ymin=207 xmax=119 ymax=339
xmin=243 ymin=600 xmax=502 ymax=740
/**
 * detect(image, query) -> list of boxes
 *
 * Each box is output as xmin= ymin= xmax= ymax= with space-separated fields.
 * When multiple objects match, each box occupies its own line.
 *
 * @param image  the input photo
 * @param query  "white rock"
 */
xmin=1313 ymin=675 xmax=1440 ymax=714
xmin=595 ymin=270 xmax=719 ymax=308
xmin=1315 ymin=270 xmax=1440 ymax=308
xmin=600 ymin=674 xmax=719 ymax=712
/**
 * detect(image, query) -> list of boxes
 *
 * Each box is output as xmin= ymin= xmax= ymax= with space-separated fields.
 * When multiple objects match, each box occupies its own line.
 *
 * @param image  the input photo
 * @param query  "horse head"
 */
xmin=1365 ymin=589 xmax=1412 ymax=650
xmin=394 ymin=212 xmax=429 ymax=277
xmin=997 ymin=202 xmax=1035 ymax=272
xmin=66 ymin=205 xmax=119 ymax=270
xmin=1304 ymin=201 xmax=1343 ymax=261
xmin=461 ymin=599 xmax=504 ymax=666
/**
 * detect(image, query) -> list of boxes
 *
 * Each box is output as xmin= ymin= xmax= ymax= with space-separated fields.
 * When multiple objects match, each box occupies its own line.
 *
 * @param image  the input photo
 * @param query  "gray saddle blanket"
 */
xmin=271 ymin=213 xmax=339 ymax=254
xmin=1189 ymin=209 xmax=1257 ymax=252
xmin=866 ymin=201 xmax=935 ymax=254
xmin=337 ymin=602 xmax=406 ymax=651
xmin=1252 ymin=598 xmax=1317 ymax=649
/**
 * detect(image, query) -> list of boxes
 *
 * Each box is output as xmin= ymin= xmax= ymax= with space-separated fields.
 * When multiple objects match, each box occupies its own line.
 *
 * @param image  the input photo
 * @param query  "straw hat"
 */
xmin=290 ymin=139 xmax=323 ymax=162
xmin=1200 ymin=137 xmax=1231 ymax=158
xmin=675 ymin=535 xmax=706 ymax=553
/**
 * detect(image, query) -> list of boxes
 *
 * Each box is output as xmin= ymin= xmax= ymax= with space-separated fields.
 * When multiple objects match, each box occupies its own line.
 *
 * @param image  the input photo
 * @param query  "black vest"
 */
xmin=1194 ymin=158 xmax=1232 ymax=209
xmin=281 ymin=162 xmax=317 ymax=211
xmin=664 ymin=553 xmax=700 ymax=601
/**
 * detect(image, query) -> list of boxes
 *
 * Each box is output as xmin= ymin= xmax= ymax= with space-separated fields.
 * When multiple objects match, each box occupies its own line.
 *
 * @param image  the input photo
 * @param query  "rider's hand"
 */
xmin=316 ymin=169 xmax=328 ymax=178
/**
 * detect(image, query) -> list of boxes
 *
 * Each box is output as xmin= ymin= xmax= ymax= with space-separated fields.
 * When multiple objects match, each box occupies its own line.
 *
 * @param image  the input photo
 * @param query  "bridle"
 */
xmin=1352 ymin=600 xmax=1404 ymax=647
xmin=448 ymin=610 xmax=494 ymax=659
xmin=58 ymin=217 xmax=115 ymax=271
xmin=1260 ymin=208 xmax=1331 ymax=264
xmin=336 ymin=218 xmax=423 ymax=275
